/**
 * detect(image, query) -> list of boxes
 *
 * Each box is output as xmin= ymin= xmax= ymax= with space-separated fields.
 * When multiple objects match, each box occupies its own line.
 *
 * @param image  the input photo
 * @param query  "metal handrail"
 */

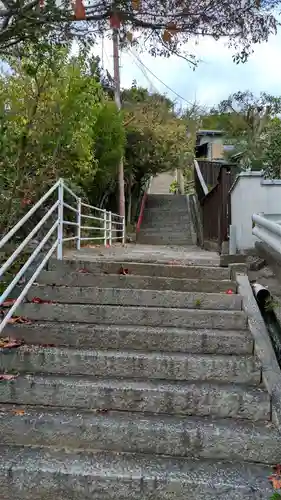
xmin=252 ymin=212 xmax=281 ymax=255
xmin=0 ymin=178 xmax=125 ymax=333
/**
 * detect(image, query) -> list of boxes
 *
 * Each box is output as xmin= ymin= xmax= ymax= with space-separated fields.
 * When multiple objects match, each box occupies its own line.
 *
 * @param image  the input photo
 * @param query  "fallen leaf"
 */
xmin=119 ymin=267 xmax=129 ymax=275
xmin=77 ymin=268 xmax=90 ymax=274
xmin=269 ymin=475 xmax=281 ymax=489
xmin=226 ymin=289 xmax=234 ymax=295
xmin=30 ymin=297 xmax=53 ymax=304
xmin=13 ymin=409 xmax=25 ymax=416
xmin=0 ymin=374 xmax=18 ymax=381
xmin=0 ymin=337 xmax=24 ymax=349
xmin=2 ymin=299 xmax=16 ymax=307
xmin=269 ymin=465 xmax=281 ymax=490
xmin=7 ymin=316 xmax=32 ymax=325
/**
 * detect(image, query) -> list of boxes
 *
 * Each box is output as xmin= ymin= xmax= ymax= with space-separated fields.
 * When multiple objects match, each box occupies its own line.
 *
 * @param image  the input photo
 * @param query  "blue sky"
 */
xmin=95 ymin=29 xmax=281 ymax=109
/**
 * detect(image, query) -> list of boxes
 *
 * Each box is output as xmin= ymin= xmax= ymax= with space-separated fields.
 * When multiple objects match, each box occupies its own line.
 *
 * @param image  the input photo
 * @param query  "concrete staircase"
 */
xmin=0 ymin=257 xmax=277 ymax=499
xmin=138 ymin=194 xmax=193 ymax=245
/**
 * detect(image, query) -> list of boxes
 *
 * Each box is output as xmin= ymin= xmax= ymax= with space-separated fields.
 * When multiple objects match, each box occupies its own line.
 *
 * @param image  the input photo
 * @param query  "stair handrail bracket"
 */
xmin=0 ymin=178 xmax=125 ymax=333
xmin=252 ymin=212 xmax=281 ymax=255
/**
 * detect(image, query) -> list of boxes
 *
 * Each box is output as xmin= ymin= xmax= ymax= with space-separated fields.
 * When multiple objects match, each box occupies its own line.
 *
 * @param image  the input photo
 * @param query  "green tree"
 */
xmin=204 ymin=91 xmax=281 ymax=170
xmin=0 ymin=41 xmax=124 ymax=231
xmin=121 ymin=85 xmax=195 ymax=222
xmin=261 ymin=118 xmax=281 ymax=178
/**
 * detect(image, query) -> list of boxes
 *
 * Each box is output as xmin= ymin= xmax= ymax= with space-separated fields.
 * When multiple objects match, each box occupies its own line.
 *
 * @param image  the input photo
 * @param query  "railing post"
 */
xmin=122 ymin=216 xmax=125 ymax=245
xmin=103 ymin=210 xmax=107 ymax=247
xmin=77 ymin=197 xmax=81 ymax=251
xmin=57 ymin=179 xmax=64 ymax=260
xmin=109 ymin=211 xmax=112 ymax=246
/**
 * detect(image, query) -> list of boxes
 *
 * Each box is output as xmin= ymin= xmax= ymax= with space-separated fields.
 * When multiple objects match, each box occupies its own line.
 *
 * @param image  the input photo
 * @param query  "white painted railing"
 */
xmin=0 ymin=178 xmax=125 ymax=332
xmin=252 ymin=213 xmax=281 ymax=255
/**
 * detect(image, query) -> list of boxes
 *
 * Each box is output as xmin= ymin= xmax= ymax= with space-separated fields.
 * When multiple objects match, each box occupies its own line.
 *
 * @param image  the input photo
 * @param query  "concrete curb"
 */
xmin=237 ymin=273 xmax=281 ymax=432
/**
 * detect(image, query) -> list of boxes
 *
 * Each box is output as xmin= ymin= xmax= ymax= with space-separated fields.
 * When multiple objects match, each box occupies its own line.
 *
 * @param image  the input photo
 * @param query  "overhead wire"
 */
xmin=128 ymin=47 xmax=194 ymax=106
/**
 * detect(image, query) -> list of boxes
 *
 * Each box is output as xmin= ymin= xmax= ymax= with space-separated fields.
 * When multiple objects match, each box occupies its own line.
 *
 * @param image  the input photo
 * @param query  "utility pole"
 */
xmin=112 ymin=26 xmax=126 ymax=221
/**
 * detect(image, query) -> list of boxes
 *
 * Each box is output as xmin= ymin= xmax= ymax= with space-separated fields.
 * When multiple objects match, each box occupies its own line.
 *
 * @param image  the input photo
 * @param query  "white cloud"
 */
xmin=93 ymin=30 xmax=281 ymax=108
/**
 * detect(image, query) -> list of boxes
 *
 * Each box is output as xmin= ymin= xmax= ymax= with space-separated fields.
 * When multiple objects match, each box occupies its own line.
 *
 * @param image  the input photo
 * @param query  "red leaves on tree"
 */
xmin=74 ymin=0 xmax=86 ymax=20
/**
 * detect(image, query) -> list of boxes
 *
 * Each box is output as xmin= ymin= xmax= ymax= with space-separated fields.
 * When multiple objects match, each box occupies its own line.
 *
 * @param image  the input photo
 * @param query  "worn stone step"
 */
xmin=137 ymin=235 xmax=193 ymax=246
xmin=0 ymin=446 xmax=272 ymax=500
xmin=0 ymin=375 xmax=270 ymax=420
xmin=146 ymin=195 xmax=187 ymax=207
xmin=0 ymin=406 xmax=278 ymax=463
xmin=141 ymin=218 xmax=191 ymax=230
xmin=0 ymin=347 xmax=260 ymax=385
xmin=48 ymin=260 xmax=230 ymax=279
xmin=139 ymin=227 xmax=191 ymax=234
xmin=14 ymin=303 xmax=247 ymax=329
xmin=4 ymin=323 xmax=252 ymax=354
xmin=27 ymin=286 xmax=242 ymax=310
xmin=143 ymin=209 xmax=190 ymax=218
xmin=37 ymin=271 xmax=237 ymax=293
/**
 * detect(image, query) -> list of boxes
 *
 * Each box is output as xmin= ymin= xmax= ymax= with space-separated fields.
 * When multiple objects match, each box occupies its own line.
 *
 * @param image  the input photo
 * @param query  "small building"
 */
xmin=195 ymin=130 xmax=235 ymax=161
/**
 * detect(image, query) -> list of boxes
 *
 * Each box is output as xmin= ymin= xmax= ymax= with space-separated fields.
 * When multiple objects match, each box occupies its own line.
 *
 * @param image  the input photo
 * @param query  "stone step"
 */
xmin=0 ymin=375 xmax=270 ymax=421
xmin=139 ymin=227 xmax=191 ymax=235
xmin=4 ymin=323 xmax=253 ymax=354
xmin=0 ymin=406 xmax=278 ymax=463
xmin=27 ymin=286 xmax=242 ymax=310
xmin=0 ymin=347 xmax=260 ymax=385
xmin=137 ymin=235 xmax=193 ymax=245
xmin=0 ymin=446 xmax=272 ymax=500
xmin=143 ymin=207 xmax=189 ymax=215
xmin=146 ymin=195 xmax=187 ymax=206
xmin=142 ymin=215 xmax=191 ymax=224
xmin=37 ymin=271 xmax=237 ymax=293
xmin=48 ymin=260 xmax=230 ymax=279
xmin=139 ymin=227 xmax=191 ymax=234
xmin=15 ymin=303 xmax=247 ymax=329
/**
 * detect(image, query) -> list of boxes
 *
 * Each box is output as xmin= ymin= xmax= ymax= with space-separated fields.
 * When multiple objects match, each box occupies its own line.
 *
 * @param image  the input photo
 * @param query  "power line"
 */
xmin=128 ymin=48 xmax=194 ymax=106
xmin=127 ymin=51 xmax=159 ymax=94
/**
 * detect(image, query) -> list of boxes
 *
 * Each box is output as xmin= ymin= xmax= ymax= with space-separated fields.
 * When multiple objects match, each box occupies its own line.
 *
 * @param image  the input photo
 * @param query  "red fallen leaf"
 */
xmin=274 ymin=465 xmax=281 ymax=475
xmin=226 ymin=289 xmax=234 ymax=295
xmin=7 ymin=316 xmax=32 ymax=325
xmin=2 ymin=299 xmax=16 ymax=307
xmin=119 ymin=267 xmax=129 ymax=275
xmin=77 ymin=268 xmax=90 ymax=274
xmin=30 ymin=297 xmax=53 ymax=304
xmin=0 ymin=374 xmax=18 ymax=381
xmin=269 ymin=475 xmax=281 ymax=489
xmin=0 ymin=337 xmax=24 ymax=349
xmin=21 ymin=198 xmax=32 ymax=207
xmin=13 ymin=409 xmax=25 ymax=416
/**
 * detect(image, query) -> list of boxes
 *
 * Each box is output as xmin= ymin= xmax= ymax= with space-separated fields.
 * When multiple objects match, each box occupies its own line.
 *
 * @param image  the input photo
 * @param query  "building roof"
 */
xmin=196 ymin=129 xmax=224 ymax=137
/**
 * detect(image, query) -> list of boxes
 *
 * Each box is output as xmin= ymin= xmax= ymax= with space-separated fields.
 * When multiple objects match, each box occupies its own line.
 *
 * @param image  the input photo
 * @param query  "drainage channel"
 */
xmin=252 ymin=283 xmax=281 ymax=368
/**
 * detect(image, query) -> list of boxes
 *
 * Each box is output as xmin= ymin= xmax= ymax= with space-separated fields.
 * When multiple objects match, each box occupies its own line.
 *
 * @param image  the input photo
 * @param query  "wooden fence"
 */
xmin=194 ymin=160 xmax=239 ymax=252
